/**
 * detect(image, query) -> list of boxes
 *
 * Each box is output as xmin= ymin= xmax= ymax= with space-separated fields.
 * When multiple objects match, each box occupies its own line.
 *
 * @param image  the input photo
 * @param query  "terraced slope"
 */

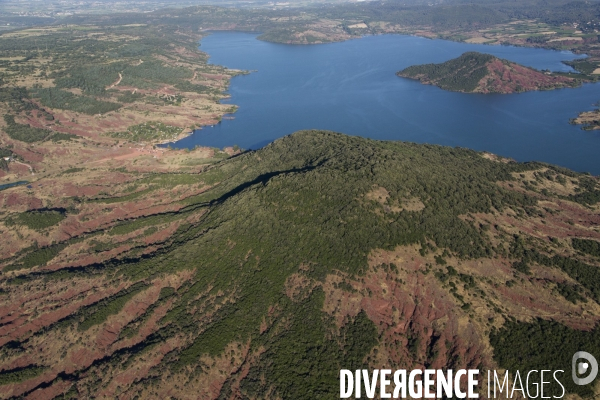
xmin=397 ymin=52 xmax=579 ymax=93
xmin=1 ymin=131 xmax=600 ymax=399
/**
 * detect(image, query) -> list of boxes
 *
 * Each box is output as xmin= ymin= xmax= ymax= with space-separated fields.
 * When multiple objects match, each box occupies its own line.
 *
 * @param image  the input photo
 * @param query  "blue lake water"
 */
xmin=171 ymin=32 xmax=600 ymax=174
xmin=0 ymin=180 xmax=28 ymax=191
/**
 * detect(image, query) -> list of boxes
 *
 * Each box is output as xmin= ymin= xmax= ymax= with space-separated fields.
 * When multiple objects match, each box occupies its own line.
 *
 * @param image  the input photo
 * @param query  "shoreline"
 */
xmin=0 ymin=25 xmax=244 ymax=184
xmin=171 ymin=31 xmax=600 ymax=175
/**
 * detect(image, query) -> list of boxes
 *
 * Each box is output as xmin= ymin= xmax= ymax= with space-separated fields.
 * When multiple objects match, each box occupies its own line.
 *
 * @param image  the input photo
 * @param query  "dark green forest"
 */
xmin=398 ymin=52 xmax=495 ymax=92
xmin=3 ymin=114 xmax=50 ymax=143
xmin=491 ymin=319 xmax=600 ymax=397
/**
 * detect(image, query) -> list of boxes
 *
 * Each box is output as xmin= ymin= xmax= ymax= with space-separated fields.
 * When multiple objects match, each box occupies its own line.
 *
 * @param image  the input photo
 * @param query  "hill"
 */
xmin=1 ymin=130 xmax=600 ymax=398
xmin=397 ymin=52 xmax=579 ymax=93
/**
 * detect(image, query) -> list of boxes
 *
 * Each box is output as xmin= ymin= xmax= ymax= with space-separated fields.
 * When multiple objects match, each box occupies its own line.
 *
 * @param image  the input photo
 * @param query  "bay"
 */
xmin=171 ymin=32 xmax=600 ymax=174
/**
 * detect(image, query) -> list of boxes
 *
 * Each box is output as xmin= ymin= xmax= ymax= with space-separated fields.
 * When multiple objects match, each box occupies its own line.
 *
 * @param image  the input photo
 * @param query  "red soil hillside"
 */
xmin=397 ymin=51 xmax=579 ymax=94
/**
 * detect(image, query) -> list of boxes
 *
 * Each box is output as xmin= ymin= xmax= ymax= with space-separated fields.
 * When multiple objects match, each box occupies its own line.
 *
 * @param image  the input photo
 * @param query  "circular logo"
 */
xmin=572 ymin=351 xmax=598 ymax=386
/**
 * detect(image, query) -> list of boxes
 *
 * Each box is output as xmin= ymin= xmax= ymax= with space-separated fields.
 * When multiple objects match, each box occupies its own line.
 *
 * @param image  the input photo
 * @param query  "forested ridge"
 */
xmin=1 ymin=130 xmax=599 ymax=398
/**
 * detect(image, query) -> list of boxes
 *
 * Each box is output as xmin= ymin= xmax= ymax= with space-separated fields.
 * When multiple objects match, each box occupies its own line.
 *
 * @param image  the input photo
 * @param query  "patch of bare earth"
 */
xmin=365 ymin=185 xmax=424 ymax=213
xmin=322 ymin=243 xmax=599 ymax=388
xmin=476 ymin=59 xmax=577 ymax=94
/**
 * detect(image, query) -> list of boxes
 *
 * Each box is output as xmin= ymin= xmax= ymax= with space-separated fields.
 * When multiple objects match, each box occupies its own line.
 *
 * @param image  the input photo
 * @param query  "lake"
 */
xmin=0 ymin=180 xmax=28 ymax=191
xmin=171 ymin=32 xmax=600 ymax=174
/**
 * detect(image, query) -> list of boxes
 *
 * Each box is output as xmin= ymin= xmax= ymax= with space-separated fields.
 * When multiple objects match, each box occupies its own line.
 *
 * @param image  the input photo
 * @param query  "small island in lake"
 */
xmin=570 ymin=103 xmax=600 ymax=130
xmin=397 ymin=52 xmax=579 ymax=94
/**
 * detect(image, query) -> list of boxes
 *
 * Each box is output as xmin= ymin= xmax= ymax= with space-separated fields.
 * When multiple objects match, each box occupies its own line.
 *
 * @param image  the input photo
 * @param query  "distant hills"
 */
xmin=397 ymin=51 xmax=579 ymax=93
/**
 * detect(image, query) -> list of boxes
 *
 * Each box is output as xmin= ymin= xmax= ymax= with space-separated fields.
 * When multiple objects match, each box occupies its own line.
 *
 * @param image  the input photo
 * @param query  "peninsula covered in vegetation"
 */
xmin=397 ymin=51 xmax=580 ymax=94
xmin=571 ymin=103 xmax=600 ymax=130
